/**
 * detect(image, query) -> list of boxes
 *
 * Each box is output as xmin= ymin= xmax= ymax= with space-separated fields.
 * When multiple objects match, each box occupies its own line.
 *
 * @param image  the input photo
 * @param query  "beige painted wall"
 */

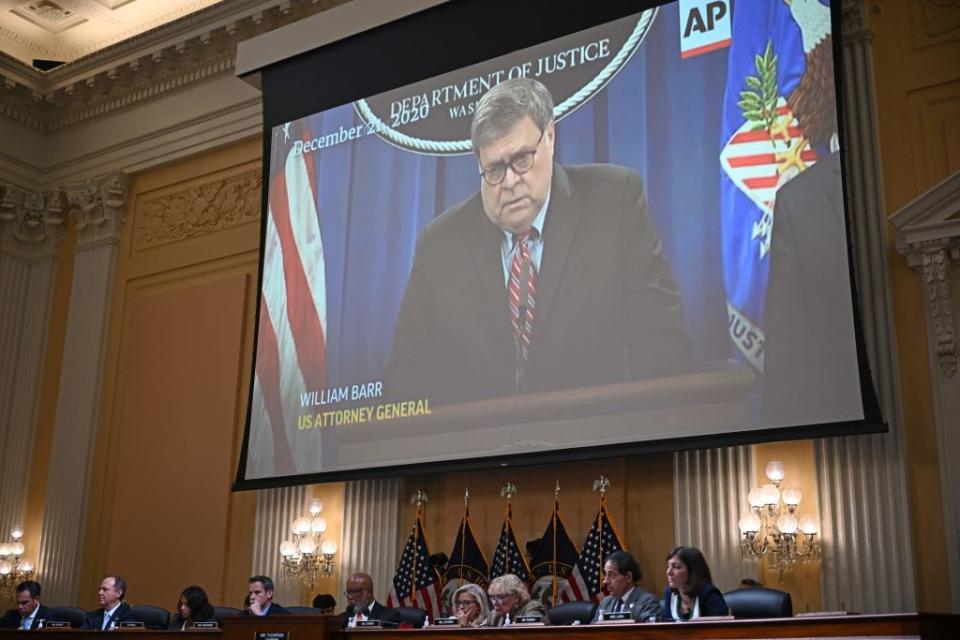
xmin=870 ymin=0 xmax=960 ymax=612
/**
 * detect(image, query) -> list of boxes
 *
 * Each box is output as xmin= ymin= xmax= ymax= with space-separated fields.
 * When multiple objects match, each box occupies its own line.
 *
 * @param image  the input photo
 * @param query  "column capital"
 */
xmin=74 ymin=171 xmax=128 ymax=250
xmin=841 ymin=0 xmax=872 ymax=45
xmin=0 ymin=182 xmax=69 ymax=261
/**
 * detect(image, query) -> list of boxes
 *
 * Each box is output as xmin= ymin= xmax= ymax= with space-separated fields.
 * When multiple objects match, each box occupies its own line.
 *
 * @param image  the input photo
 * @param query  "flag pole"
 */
xmin=593 ymin=476 xmax=610 ymax=594
xmin=410 ymin=490 xmax=428 ymax=606
xmin=460 ymin=487 xmax=469 ymax=587
xmin=552 ymin=479 xmax=560 ymax=605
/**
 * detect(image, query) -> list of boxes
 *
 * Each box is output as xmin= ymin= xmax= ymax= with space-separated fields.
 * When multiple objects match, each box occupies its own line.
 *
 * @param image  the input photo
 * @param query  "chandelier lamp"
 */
xmin=278 ymin=499 xmax=338 ymax=588
xmin=738 ymin=461 xmax=821 ymax=579
xmin=0 ymin=526 xmax=35 ymax=604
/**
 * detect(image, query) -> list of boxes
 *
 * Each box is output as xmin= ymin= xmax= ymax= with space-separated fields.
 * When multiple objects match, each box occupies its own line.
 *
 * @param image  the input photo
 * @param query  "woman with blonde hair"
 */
xmin=485 ymin=574 xmax=547 ymax=626
xmin=451 ymin=583 xmax=489 ymax=627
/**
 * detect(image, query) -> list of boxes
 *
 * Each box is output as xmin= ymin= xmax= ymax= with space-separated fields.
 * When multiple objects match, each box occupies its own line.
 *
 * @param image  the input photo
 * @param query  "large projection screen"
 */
xmin=235 ymin=0 xmax=883 ymax=489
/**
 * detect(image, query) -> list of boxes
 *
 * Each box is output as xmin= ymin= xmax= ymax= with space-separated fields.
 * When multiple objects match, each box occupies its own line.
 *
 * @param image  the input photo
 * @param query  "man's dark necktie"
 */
xmin=508 ymin=230 xmax=538 ymax=387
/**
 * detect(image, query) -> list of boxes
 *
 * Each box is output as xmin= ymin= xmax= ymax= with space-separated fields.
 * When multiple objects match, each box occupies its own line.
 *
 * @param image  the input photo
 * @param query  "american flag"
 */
xmin=558 ymin=499 xmax=625 ymax=603
xmin=446 ymin=506 xmax=489 ymax=587
xmin=387 ymin=513 xmax=443 ymax=620
xmin=490 ymin=504 xmax=530 ymax=582
xmin=249 ymin=119 xmax=327 ymax=476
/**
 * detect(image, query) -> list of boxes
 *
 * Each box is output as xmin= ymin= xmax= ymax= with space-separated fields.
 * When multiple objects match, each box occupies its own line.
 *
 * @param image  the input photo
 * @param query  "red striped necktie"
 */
xmin=508 ymin=230 xmax=538 ymax=377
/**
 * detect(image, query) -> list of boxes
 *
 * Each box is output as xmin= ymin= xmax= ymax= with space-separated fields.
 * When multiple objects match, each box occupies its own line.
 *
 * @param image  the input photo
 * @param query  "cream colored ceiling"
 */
xmin=0 ymin=0 xmax=225 ymax=66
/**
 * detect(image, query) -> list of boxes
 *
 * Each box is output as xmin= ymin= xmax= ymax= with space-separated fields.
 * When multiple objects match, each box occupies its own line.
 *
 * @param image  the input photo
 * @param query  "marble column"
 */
xmin=674 ymin=446 xmax=756 ymax=591
xmin=811 ymin=0 xmax=917 ymax=613
xmin=251 ymin=486 xmax=308 ymax=605
xmin=36 ymin=173 xmax=128 ymax=605
xmin=338 ymin=478 xmax=401 ymax=600
xmin=0 ymin=184 xmax=67 ymax=540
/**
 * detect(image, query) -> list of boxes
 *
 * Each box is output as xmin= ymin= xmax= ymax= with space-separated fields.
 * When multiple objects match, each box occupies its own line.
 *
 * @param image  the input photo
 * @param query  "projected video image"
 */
xmin=245 ymin=0 xmax=863 ymax=481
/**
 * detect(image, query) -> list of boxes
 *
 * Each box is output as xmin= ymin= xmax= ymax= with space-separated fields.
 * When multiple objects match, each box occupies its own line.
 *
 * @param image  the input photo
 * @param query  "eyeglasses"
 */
xmin=488 ymin=593 xmax=515 ymax=603
xmin=479 ymin=129 xmax=545 ymax=186
xmin=455 ymin=600 xmax=478 ymax=608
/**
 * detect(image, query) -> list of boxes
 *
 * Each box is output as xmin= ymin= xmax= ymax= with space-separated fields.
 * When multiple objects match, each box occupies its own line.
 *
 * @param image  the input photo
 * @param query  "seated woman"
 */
xmin=660 ymin=546 xmax=728 ymax=621
xmin=451 ymin=583 xmax=489 ymax=627
xmin=169 ymin=585 xmax=216 ymax=630
xmin=485 ymin=574 xmax=547 ymax=626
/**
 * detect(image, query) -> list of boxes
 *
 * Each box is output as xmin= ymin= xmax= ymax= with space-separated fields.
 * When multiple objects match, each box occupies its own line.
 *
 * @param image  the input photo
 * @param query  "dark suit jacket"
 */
xmin=244 ymin=603 xmax=290 ymax=617
xmin=592 ymin=586 xmax=660 ymax=622
xmin=660 ymin=583 xmax=727 ymax=620
xmin=342 ymin=601 xmax=401 ymax=628
xmin=0 ymin=604 xmax=54 ymax=630
xmin=762 ymin=152 xmax=861 ymax=427
xmin=80 ymin=602 xmax=133 ymax=630
xmin=383 ymin=164 xmax=693 ymax=406
xmin=367 ymin=601 xmax=401 ymax=625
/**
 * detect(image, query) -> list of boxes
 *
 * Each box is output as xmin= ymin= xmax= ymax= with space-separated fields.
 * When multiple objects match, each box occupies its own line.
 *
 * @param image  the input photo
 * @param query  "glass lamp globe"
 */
xmin=765 ymin=461 xmax=786 ymax=483
xmin=0 ymin=561 xmax=11 ymax=575
xmin=0 ymin=543 xmax=10 ymax=556
xmin=292 ymin=517 xmax=311 ymax=536
xmin=738 ymin=513 xmax=761 ymax=534
xmin=11 ymin=542 xmax=24 ymax=556
xmin=10 ymin=526 xmax=23 ymax=540
xmin=20 ymin=560 xmax=33 ymax=573
xmin=782 ymin=487 xmax=802 ymax=507
xmin=777 ymin=513 xmax=799 ymax=534
xmin=309 ymin=499 xmax=323 ymax=516
xmin=799 ymin=515 xmax=819 ymax=535
xmin=311 ymin=517 xmax=327 ymax=535
xmin=747 ymin=488 xmax=765 ymax=509
xmin=279 ymin=540 xmax=296 ymax=557
xmin=298 ymin=538 xmax=317 ymax=555
xmin=321 ymin=540 xmax=338 ymax=555
xmin=760 ymin=483 xmax=781 ymax=506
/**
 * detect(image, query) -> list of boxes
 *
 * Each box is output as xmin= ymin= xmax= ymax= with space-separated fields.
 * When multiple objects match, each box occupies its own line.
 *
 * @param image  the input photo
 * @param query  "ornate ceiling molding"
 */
xmin=0 ymin=0 xmax=348 ymax=132
xmin=892 ymin=171 xmax=960 ymax=377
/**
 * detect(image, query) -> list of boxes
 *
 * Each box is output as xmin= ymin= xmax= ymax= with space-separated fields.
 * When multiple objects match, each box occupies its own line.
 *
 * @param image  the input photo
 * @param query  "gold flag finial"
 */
xmin=554 ymin=479 xmax=561 ymax=501
xmin=464 ymin=487 xmax=470 ymax=508
xmin=410 ymin=490 xmax=428 ymax=507
xmin=500 ymin=482 xmax=517 ymax=500
xmin=592 ymin=475 xmax=610 ymax=497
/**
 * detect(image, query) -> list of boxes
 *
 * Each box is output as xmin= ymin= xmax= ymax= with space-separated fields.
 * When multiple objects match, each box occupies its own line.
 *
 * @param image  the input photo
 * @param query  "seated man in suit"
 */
xmin=81 ymin=575 xmax=132 ymax=629
xmin=245 ymin=575 xmax=289 ymax=616
xmin=0 ymin=581 xmax=53 ymax=630
xmin=343 ymin=573 xmax=401 ymax=627
xmin=383 ymin=77 xmax=693 ymax=407
xmin=592 ymin=551 xmax=659 ymax=623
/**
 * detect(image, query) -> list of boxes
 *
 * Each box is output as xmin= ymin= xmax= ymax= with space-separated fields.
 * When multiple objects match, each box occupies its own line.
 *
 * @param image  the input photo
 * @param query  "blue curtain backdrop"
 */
xmin=304 ymin=6 xmax=732 ymax=390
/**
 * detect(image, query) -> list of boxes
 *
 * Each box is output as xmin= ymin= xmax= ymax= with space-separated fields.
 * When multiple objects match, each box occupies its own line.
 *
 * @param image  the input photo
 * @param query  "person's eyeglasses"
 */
xmin=455 ymin=600 xmax=478 ymax=608
xmin=479 ymin=129 xmax=545 ymax=186
xmin=488 ymin=594 xmax=514 ymax=603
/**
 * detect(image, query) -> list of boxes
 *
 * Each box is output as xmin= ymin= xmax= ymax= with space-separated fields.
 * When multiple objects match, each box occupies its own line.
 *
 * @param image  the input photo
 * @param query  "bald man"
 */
xmin=344 ymin=573 xmax=402 ymax=627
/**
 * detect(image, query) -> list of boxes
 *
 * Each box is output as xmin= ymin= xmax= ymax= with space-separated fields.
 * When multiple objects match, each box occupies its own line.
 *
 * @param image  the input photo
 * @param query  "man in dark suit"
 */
xmin=344 ymin=573 xmax=401 ymax=627
xmin=81 ymin=575 xmax=132 ymax=630
xmin=245 ymin=575 xmax=290 ymax=616
xmin=0 ymin=581 xmax=54 ymax=630
xmin=591 ymin=551 xmax=660 ymax=623
xmin=383 ymin=78 xmax=693 ymax=406
xmin=762 ymin=151 xmax=861 ymax=427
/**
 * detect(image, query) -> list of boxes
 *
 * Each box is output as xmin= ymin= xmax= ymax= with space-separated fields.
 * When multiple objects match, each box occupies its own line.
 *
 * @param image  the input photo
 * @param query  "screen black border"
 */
xmin=234 ymin=0 xmax=885 ymax=491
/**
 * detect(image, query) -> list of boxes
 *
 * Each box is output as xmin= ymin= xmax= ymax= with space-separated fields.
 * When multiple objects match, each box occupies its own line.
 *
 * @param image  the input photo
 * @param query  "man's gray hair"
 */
xmin=470 ymin=78 xmax=554 ymax=156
